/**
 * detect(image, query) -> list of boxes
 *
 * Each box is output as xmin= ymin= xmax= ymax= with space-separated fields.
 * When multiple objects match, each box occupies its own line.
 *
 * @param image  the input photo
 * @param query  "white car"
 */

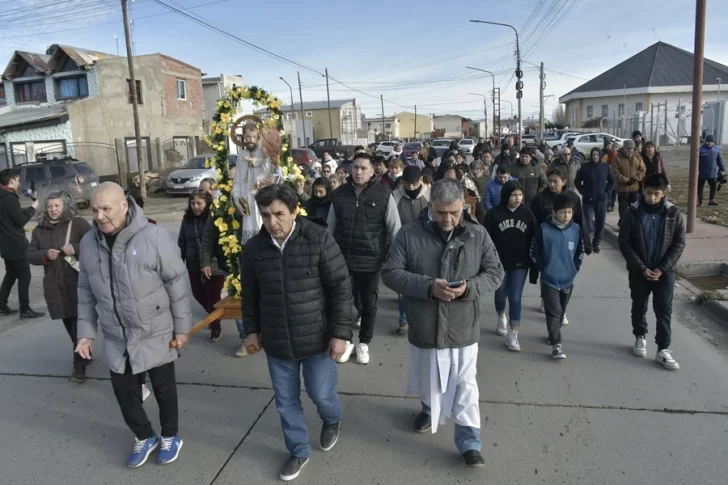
xmin=546 ymin=132 xmax=583 ymax=149
xmin=375 ymin=141 xmax=399 ymax=154
xmin=458 ymin=138 xmax=475 ymax=154
xmin=569 ymin=133 xmax=628 ymax=157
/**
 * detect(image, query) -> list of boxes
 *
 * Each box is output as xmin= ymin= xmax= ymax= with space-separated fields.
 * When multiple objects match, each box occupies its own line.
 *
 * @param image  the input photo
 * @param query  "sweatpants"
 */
xmin=351 ymin=270 xmax=380 ymax=344
xmin=110 ymin=361 xmax=179 ymax=440
xmin=541 ymin=282 xmax=573 ymax=345
xmin=628 ymin=271 xmax=674 ymax=351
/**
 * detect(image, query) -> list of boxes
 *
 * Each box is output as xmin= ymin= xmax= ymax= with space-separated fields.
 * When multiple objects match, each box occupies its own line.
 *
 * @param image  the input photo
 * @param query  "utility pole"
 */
xmin=718 ymin=77 xmax=722 ymax=102
xmin=650 ymin=103 xmax=654 ymax=141
xmin=380 ymin=95 xmax=385 ymax=140
xmin=688 ymin=0 xmax=707 ymax=233
xmin=494 ymin=87 xmax=501 ymax=142
xmin=677 ymin=98 xmax=682 ymax=145
xmin=325 ymin=68 xmax=333 ymax=139
xmin=414 ymin=105 xmax=417 ymax=140
xmin=297 ymin=71 xmax=307 ymax=144
xmin=664 ymin=99 xmax=668 ymax=143
xmin=122 ymin=0 xmax=145 ymax=197
xmin=539 ymin=62 xmax=546 ymax=142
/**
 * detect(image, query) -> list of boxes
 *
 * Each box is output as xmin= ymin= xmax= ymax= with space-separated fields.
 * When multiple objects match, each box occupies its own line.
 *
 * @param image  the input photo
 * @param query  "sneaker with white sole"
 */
xmin=505 ymin=330 xmax=521 ymax=352
xmin=280 ymin=456 xmax=309 ymax=481
xmin=235 ymin=340 xmax=248 ymax=358
xmin=356 ymin=343 xmax=369 ymax=364
xmin=655 ymin=349 xmax=680 ymax=370
xmin=141 ymin=383 xmax=151 ymax=402
xmin=127 ymin=436 xmax=158 ymax=468
xmin=495 ymin=313 xmax=508 ymax=336
xmin=561 ymin=315 xmax=569 ymax=326
xmin=157 ymin=435 xmax=183 ymax=465
xmin=551 ymin=344 xmax=566 ymax=360
xmin=337 ymin=341 xmax=355 ymax=363
xmin=538 ymin=299 xmax=545 ymax=313
xmin=633 ymin=336 xmax=647 ymax=357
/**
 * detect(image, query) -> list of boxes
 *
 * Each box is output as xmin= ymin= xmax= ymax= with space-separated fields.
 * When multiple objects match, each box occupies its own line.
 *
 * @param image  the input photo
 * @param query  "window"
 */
xmin=23 ymin=166 xmax=46 ymax=182
xmin=56 ymin=76 xmax=89 ymax=99
xmin=385 ymin=123 xmax=391 ymax=128
xmin=305 ymin=111 xmax=313 ymax=118
xmin=586 ymin=106 xmax=593 ymax=118
xmin=635 ymin=102 xmax=643 ymax=112
xmin=14 ymin=81 xmax=47 ymax=103
xmin=11 ymin=143 xmax=27 ymax=165
xmin=0 ymin=84 xmax=5 ymax=106
xmin=75 ymin=163 xmax=95 ymax=175
xmin=618 ymin=104 xmax=624 ymax=116
xmin=601 ymin=105 xmax=608 ymax=118
xmin=49 ymin=166 xmax=69 ymax=179
xmin=176 ymin=79 xmax=187 ymax=100
xmin=126 ymin=79 xmax=143 ymax=104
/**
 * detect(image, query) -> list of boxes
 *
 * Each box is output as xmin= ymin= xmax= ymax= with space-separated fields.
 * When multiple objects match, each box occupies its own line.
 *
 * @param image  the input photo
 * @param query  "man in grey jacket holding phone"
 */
xmin=381 ymin=178 xmax=503 ymax=469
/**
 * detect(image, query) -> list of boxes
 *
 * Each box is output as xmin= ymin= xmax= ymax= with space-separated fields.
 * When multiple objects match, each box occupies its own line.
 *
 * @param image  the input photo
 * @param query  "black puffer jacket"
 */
xmin=0 ymin=187 xmax=35 ymax=261
xmin=241 ymin=217 xmax=353 ymax=360
xmin=618 ymin=199 xmax=685 ymax=275
xmin=178 ymin=214 xmax=208 ymax=273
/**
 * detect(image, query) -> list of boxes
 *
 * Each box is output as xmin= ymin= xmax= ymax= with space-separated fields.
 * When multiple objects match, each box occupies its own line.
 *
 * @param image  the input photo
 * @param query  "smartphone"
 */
xmin=447 ymin=280 xmax=464 ymax=288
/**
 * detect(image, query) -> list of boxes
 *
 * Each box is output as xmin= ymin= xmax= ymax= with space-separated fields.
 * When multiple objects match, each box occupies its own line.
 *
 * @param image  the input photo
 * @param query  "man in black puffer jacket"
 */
xmin=242 ymin=184 xmax=353 ymax=481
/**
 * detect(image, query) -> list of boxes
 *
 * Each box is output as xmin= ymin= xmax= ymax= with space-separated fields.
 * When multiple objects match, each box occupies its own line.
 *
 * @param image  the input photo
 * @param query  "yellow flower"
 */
xmin=291 ymin=165 xmax=301 ymax=175
xmin=280 ymin=130 xmax=286 ymax=136
xmin=282 ymin=144 xmax=288 ymax=151
xmin=255 ymin=91 xmax=262 ymax=100
xmin=281 ymin=166 xmax=289 ymax=177
xmin=232 ymin=220 xmax=240 ymax=230
xmin=213 ymin=199 xmax=220 ymax=209
xmin=287 ymin=156 xmax=293 ymax=163
xmin=269 ymin=100 xmax=280 ymax=110
xmin=218 ymin=194 xmax=228 ymax=203
xmin=227 ymin=207 xmax=236 ymax=215
xmin=273 ymin=114 xmax=280 ymax=121
xmin=298 ymin=207 xmax=308 ymax=217
xmin=214 ymin=126 xmax=223 ymax=135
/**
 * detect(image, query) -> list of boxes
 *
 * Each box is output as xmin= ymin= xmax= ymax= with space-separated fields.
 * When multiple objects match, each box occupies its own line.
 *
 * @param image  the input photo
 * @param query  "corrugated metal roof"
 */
xmin=44 ymin=45 xmax=116 ymax=72
xmin=2 ymin=51 xmax=50 ymax=79
xmin=255 ymin=99 xmax=354 ymax=113
xmin=0 ymin=106 xmax=67 ymax=130
xmin=563 ymin=41 xmax=728 ymax=98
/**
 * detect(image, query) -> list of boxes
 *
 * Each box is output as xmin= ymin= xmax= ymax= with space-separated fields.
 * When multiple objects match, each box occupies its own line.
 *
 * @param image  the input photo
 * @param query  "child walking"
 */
xmin=484 ymin=181 xmax=537 ymax=351
xmin=530 ymin=194 xmax=585 ymax=359
xmin=618 ymin=173 xmax=686 ymax=370
xmin=178 ymin=190 xmax=226 ymax=341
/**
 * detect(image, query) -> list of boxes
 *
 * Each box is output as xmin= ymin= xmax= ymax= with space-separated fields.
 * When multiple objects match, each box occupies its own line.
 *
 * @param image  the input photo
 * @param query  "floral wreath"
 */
xmin=204 ymin=85 xmax=307 ymax=299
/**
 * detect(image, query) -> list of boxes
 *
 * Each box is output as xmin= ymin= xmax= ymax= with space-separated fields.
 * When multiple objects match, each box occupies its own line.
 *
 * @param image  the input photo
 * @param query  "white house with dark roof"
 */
xmin=559 ymin=41 xmax=728 ymax=144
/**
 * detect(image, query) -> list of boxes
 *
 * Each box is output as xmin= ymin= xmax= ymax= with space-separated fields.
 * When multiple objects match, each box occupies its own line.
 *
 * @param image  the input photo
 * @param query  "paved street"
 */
xmin=1 ymin=214 xmax=728 ymax=485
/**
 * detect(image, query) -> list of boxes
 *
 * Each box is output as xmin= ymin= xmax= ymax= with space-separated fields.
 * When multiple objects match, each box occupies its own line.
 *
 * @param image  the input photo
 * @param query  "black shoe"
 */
xmin=593 ymin=243 xmax=601 ymax=254
xmin=462 ymin=450 xmax=485 ymax=468
xmin=396 ymin=323 xmax=409 ymax=335
xmin=279 ymin=456 xmax=309 ymax=481
xmin=414 ymin=412 xmax=431 ymax=433
xmin=0 ymin=306 xmax=18 ymax=316
xmin=19 ymin=309 xmax=45 ymax=319
xmin=607 ymin=205 xmax=614 ymax=212
xmin=69 ymin=363 xmax=87 ymax=384
xmin=320 ymin=421 xmax=339 ymax=451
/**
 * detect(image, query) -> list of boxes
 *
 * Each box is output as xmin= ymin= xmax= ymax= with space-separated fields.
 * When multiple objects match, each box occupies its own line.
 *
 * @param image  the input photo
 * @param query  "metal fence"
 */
xmin=602 ymin=102 xmax=690 ymax=146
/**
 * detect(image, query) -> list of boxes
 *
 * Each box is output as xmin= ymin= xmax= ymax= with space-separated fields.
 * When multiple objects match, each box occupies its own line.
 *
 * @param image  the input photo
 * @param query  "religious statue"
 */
xmin=230 ymin=116 xmax=282 ymax=244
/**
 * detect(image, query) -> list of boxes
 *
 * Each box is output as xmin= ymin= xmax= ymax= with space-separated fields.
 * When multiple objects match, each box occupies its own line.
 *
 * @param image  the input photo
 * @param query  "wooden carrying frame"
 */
xmin=169 ymin=296 xmax=241 ymax=348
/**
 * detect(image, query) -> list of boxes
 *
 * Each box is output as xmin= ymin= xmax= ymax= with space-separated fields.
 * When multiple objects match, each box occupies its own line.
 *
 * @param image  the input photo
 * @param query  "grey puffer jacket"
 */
xmin=382 ymin=210 xmax=504 ymax=349
xmin=76 ymin=198 xmax=192 ymax=374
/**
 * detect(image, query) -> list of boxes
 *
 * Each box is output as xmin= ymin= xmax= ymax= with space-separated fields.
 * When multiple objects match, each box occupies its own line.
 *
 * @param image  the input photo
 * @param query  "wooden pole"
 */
xmin=122 ymin=0 xmax=145 ymax=197
xmin=687 ymin=0 xmax=707 ymax=233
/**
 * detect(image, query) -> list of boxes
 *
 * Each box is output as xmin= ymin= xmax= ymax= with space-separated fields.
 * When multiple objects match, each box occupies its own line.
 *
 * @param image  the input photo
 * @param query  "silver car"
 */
xmin=18 ymin=159 xmax=99 ymax=209
xmin=165 ymin=155 xmax=237 ymax=195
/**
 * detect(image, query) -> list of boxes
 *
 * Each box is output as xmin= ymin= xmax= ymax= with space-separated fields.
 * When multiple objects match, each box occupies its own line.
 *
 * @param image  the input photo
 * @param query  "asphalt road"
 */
xmin=1 ymin=217 xmax=727 ymax=485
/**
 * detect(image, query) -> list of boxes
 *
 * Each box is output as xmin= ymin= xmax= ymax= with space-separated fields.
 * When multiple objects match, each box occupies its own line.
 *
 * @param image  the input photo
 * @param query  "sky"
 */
xmin=2 ymin=0 xmax=728 ymax=123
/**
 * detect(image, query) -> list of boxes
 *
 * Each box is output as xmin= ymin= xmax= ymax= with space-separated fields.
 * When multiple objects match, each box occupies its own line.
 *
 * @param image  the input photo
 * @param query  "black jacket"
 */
xmin=618 ymin=199 xmax=685 ymax=275
xmin=483 ymin=205 xmax=537 ymax=270
xmin=302 ymin=196 xmax=332 ymax=223
xmin=0 ymin=187 xmax=35 ymax=261
xmin=574 ymin=161 xmax=616 ymax=205
xmin=178 ymin=214 xmax=209 ymax=272
xmin=529 ymin=188 xmax=593 ymax=254
xmin=241 ymin=217 xmax=353 ymax=360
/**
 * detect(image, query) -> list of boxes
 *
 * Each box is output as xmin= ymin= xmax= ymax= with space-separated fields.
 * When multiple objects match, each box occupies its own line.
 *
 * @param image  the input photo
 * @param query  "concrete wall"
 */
xmin=309 ymin=108 xmax=342 ymax=141
xmin=397 ymin=112 xmax=434 ymax=139
xmin=434 ymin=115 xmax=463 ymax=135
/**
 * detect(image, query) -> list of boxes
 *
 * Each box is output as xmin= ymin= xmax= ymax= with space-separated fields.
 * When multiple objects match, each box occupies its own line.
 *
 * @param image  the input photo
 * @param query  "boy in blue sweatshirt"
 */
xmin=618 ymin=173 xmax=686 ymax=370
xmin=530 ymin=194 xmax=585 ymax=359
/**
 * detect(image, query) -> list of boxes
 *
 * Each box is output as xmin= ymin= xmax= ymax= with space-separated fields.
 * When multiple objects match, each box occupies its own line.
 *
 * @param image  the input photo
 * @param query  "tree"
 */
xmin=552 ymin=105 xmax=567 ymax=128
xmin=312 ymin=123 xmax=325 ymax=141
xmin=582 ymin=116 xmax=608 ymax=129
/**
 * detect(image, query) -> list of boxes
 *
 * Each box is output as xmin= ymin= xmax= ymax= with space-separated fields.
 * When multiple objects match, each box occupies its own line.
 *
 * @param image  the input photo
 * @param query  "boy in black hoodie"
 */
xmin=618 ymin=173 xmax=685 ymax=370
xmin=483 ymin=181 xmax=538 ymax=352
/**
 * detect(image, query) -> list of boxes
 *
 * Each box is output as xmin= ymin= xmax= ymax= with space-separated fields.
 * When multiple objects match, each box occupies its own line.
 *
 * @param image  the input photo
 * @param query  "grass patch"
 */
xmin=668 ymin=167 xmax=728 ymax=228
xmin=695 ymin=290 xmax=727 ymax=304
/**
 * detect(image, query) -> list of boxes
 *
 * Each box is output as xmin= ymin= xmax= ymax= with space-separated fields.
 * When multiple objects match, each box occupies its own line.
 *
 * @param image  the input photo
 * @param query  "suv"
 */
xmin=17 ymin=157 xmax=99 ymax=208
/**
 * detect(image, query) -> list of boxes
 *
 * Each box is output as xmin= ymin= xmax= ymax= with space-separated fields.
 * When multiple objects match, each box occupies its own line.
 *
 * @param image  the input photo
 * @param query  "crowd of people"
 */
xmin=0 ymin=126 xmax=719 ymax=480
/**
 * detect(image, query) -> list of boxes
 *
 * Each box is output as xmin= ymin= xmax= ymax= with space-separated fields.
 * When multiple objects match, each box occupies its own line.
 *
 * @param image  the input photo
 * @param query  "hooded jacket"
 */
xmin=618 ymin=198 xmax=686 ymax=275
xmin=392 ymin=184 xmax=430 ymax=226
xmin=76 ymin=197 xmax=193 ymax=375
xmin=302 ymin=186 xmax=333 ymax=222
xmin=530 ymin=217 xmax=584 ymax=290
xmin=612 ymin=149 xmax=646 ymax=193
xmin=381 ymin=209 xmax=504 ymax=350
xmin=507 ymin=161 xmax=548 ymax=205
xmin=242 ymin=217 xmax=353 ymax=360
xmin=483 ymin=184 xmax=537 ymax=271
xmin=529 ymin=187 xmax=593 ymax=254
xmin=574 ymin=151 xmax=617 ymax=205
xmin=0 ymin=187 xmax=36 ymax=261
xmin=698 ymin=144 xmax=725 ymax=179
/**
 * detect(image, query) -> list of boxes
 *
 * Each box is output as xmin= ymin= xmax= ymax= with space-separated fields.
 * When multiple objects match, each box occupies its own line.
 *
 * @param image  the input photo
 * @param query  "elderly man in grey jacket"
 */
xmin=382 ymin=178 xmax=504 ymax=469
xmin=75 ymin=182 xmax=192 ymax=469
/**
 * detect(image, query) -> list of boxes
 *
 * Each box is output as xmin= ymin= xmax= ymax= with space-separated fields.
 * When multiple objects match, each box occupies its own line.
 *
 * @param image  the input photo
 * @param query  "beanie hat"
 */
xmin=632 ymin=130 xmax=643 ymax=138
xmin=623 ymin=139 xmax=636 ymax=149
xmin=705 ymin=134 xmax=716 ymax=143
xmin=402 ymin=166 xmax=422 ymax=182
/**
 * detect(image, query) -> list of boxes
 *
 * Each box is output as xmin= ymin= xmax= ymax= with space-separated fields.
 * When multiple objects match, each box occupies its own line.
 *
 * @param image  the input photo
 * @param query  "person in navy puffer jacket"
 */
xmin=574 ymin=147 xmax=616 ymax=252
xmin=530 ymin=194 xmax=585 ymax=360
xmin=483 ymin=165 xmax=514 ymax=211
xmin=698 ymin=135 xmax=725 ymax=206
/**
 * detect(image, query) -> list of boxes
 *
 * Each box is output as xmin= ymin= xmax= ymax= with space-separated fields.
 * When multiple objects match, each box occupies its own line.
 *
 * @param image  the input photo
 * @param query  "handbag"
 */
xmin=64 ymin=218 xmax=80 ymax=272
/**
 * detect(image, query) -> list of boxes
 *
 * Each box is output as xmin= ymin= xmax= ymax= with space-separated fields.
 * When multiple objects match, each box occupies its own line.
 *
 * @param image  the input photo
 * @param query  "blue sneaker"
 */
xmin=157 ymin=435 xmax=183 ymax=465
xmin=127 ymin=436 xmax=158 ymax=468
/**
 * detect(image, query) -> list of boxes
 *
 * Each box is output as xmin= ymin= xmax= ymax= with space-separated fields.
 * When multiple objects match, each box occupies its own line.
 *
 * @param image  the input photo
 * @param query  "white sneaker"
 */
xmin=141 ymin=383 xmax=151 ymax=402
xmin=356 ymin=343 xmax=370 ymax=364
xmin=495 ymin=313 xmax=508 ymax=336
xmin=551 ymin=344 xmax=566 ymax=360
xmin=337 ymin=341 xmax=355 ymax=363
xmin=505 ymin=330 xmax=521 ymax=352
xmin=538 ymin=299 xmax=545 ymax=313
xmin=655 ymin=349 xmax=680 ymax=370
xmin=561 ymin=315 xmax=569 ymax=326
xmin=633 ymin=336 xmax=647 ymax=357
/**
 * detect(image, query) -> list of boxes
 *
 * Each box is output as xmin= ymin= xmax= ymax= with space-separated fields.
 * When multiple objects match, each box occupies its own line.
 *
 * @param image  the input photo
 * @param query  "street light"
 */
xmin=466 ymin=66 xmax=496 ymax=141
xmin=279 ymin=76 xmax=295 ymax=140
xmin=470 ymin=19 xmax=522 ymax=148
xmin=469 ymin=93 xmax=488 ymax=139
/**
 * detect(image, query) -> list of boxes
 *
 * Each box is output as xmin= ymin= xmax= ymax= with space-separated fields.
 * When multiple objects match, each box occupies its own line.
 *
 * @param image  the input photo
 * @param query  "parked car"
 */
xmin=545 ymin=131 xmax=583 ymax=148
xmin=432 ymin=139 xmax=454 ymax=148
xmin=291 ymin=148 xmax=318 ymax=167
xmin=375 ymin=140 xmax=399 ymax=155
xmin=458 ymin=138 xmax=475 ymax=154
xmin=17 ymin=157 xmax=99 ymax=209
xmin=307 ymin=138 xmax=358 ymax=159
xmin=521 ymin=134 xmax=538 ymax=146
xmin=401 ymin=142 xmax=423 ymax=161
xmin=165 ymin=155 xmax=237 ymax=195
xmin=569 ymin=133 xmax=628 ymax=156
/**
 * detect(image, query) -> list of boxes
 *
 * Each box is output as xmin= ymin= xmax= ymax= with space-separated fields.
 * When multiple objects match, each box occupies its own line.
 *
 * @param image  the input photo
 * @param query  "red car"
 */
xmin=291 ymin=148 xmax=319 ymax=167
xmin=401 ymin=142 xmax=424 ymax=161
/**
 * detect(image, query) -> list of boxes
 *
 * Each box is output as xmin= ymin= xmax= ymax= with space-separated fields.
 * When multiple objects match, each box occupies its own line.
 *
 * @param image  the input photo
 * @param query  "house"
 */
xmin=202 ymin=73 xmax=245 ymax=132
xmin=393 ymin=111 xmax=434 ymax=140
xmin=366 ymin=116 xmax=400 ymax=140
xmin=0 ymin=44 xmax=203 ymax=177
xmin=255 ymin=98 xmax=367 ymax=146
xmin=559 ymin=41 xmax=728 ymax=144
xmin=433 ymin=115 xmax=470 ymax=139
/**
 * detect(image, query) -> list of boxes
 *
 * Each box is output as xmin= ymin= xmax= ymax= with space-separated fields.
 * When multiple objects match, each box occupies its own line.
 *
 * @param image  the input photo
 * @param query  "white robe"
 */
xmin=406 ymin=343 xmax=480 ymax=433
xmin=230 ymin=144 xmax=278 ymax=244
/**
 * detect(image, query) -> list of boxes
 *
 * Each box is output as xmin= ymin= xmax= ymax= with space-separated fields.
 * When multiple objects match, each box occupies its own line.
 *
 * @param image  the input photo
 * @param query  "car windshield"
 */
xmin=183 ymin=157 xmax=207 ymax=169
xmin=433 ymin=140 xmax=450 ymax=147
xmin=404 ymin=143 xmax=421 ymax=150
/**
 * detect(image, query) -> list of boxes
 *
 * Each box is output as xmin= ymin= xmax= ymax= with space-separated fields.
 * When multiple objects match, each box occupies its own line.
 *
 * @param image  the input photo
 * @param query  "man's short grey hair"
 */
xmin=559 ymin=146 xmax=570 ymax=155
xmin=37 ymin=190 xmax=77 ymax=222
xmin=431 ymin=179 xmax=464 ymax=203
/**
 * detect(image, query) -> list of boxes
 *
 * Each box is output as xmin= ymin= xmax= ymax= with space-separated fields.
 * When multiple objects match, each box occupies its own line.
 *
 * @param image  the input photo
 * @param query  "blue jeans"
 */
xmin=494 ymin=268 xmax=528 ymax=325
xmin=398 ymin=294 xmax=407 ymax=324
xmin=421 ymin=403 xmax=481 ymax=453
xmin=583 ymin=201 xmax=607 ymax=244
xmin=267 ymin=352 xmax=343 ymax=458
